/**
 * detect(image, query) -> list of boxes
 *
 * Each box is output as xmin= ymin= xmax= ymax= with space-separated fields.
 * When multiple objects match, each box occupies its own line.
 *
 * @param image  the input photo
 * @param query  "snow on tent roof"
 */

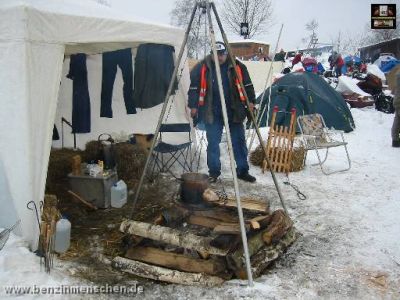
xmin=0 ymin=0 xmax=184 ymax=55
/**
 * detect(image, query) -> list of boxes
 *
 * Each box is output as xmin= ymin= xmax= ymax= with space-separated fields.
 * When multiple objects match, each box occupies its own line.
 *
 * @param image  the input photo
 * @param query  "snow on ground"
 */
xmin=1 ymin=108 xmax=400 ymax=299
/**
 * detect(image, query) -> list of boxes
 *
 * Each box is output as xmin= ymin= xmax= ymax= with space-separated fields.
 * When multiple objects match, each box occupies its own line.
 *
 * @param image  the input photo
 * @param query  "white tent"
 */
xmin=0 ymin=0 xmax=190 ymax=249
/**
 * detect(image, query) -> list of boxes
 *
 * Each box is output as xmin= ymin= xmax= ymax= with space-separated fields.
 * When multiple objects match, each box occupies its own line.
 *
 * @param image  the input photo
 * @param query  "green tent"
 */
xmin=256 ymin=72 xmax=355 ymax=132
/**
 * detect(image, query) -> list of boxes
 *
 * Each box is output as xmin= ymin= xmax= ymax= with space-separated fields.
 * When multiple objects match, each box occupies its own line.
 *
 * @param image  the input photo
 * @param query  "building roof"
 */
xmin=229 ymin=39 xmax=270 ymax=45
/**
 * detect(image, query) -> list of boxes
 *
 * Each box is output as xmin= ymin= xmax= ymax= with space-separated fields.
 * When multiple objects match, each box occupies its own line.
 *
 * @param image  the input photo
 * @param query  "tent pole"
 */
xmin=206 ymin=2 xmax=253 ymax=286
xmin=130 ymin=2 xmax=199 ymax=218
xmin=247 ymin=24 xmax=284 ymax=151
xmin=211 ymin=2 xmax=288 ymax=215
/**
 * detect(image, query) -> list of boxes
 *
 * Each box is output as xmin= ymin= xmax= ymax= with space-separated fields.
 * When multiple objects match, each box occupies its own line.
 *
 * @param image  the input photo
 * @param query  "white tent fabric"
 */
xmin=0 ymin=0 xmax=189 ymax=249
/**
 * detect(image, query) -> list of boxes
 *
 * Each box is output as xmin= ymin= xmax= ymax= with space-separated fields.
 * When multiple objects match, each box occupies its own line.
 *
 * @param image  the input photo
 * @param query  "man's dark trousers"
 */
xmin=205 ymin=121 xmax=249 ymax=177
xmin=101 ymin=48 xmax=136 ymax=117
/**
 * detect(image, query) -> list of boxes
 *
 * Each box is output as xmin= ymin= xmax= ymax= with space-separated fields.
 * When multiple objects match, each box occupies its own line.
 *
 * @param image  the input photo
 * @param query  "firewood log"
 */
xmin=112 ymin=256 xmax=225 ymax=287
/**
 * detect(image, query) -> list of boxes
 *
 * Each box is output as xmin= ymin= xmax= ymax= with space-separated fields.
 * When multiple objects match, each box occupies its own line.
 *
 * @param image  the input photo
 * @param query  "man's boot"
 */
xmin=392 ymin=140 xmax=400 ymax=148
xmin=237 ymin=172 xmax=256 ymax=183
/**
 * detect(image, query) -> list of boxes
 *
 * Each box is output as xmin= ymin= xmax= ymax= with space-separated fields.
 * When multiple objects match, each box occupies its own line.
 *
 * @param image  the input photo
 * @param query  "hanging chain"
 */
xmin=283 ymin=175 xmax=307 ymax=200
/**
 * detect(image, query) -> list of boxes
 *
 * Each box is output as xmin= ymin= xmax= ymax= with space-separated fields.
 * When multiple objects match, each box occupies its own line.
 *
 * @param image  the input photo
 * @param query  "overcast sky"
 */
xmin=109 ymin=0 xmax=396 ymax=52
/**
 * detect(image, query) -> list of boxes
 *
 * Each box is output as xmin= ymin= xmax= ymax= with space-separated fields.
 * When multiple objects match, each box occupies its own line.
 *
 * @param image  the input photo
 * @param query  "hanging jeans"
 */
xmin=205 ymin=121 xmax=249 ymax=177
xmin=101 ymin=48 xmax=136 ymax=118
xmin=66 ymin=53 xmax=91 ymax=133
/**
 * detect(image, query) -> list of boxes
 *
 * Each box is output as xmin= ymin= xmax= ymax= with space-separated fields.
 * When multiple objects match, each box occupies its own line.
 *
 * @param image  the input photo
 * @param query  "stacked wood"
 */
xmin=226 ymin=210 xmax=293 ymax=278
xmin=262 ymin=209 xmax=293 ymax=245
xmin=112 ymin=256 xmax=225 ymax=287
xmin=120 ymin=220 xmax=229 ymax=256
xmin=125 ymin=247 xmax=228 ymax=277
xmin=251 ymin=227 xmax=299 ymax=278
xmin=116 ymin=202 xmax=296 ymax=285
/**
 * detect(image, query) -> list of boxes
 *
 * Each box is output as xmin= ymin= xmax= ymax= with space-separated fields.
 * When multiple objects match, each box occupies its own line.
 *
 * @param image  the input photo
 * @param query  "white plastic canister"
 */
xmin=54 ymin=218 xmax=71 ymax=254
xmin=111 ymin=180 xmax=127 ymax=208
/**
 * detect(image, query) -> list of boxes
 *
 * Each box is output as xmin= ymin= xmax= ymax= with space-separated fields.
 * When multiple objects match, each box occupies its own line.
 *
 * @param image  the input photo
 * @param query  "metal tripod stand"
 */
xmin=129 ymin=0 xmax=288 ymax=287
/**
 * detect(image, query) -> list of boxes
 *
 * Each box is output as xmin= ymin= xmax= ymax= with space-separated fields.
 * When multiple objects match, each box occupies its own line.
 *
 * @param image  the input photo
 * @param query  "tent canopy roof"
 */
xmin=0 ymin=0 xmax=184 ymax=55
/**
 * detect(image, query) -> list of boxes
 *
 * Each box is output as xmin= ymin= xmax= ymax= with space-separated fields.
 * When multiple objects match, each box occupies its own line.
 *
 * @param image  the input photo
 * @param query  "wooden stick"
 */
xmin=120 ymin=220 xmax=229 ymax=256
xmin=112 ymin=256 xmax=225 ymax=287
xmin=68 ymin=190 xmax=98 ymax=210
xmin=203 ymin=189 xmax=269 ymax=213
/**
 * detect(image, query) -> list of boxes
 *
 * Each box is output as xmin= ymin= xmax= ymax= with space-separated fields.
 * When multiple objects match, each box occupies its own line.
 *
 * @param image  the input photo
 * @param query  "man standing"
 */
xmin=392 ymin=73 xmax=400 ymax=147
xmin=188 ymin=42 xmax=256 ymax=183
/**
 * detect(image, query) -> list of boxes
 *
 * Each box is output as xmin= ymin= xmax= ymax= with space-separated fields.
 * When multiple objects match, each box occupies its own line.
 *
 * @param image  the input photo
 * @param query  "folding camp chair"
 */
xmin=149 ymin=123 xmax=193 ymax=179
xmin=297 ymin=113 xmax=351 ymax=175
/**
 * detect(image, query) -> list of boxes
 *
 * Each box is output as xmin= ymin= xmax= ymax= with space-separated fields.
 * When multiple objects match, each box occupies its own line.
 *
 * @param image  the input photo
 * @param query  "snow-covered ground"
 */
xmin=1 ymin=107 xmax=399 ymax=299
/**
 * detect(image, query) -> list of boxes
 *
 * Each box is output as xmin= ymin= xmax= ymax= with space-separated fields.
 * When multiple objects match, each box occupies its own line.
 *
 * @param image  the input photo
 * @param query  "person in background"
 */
xmin=188 ymin=42 xmax=257 ymax=183
xmin=335 ymin=53 xmax=345 ymax=77
xmin=392 ymin=73 xmax=400 ymax=147
xmin=291 ymin=51 xmax=303 ymax=66
xmin=274 ymin=49 xmax=286 ymax=62
xmin=328 ymin=51 xmax=338 ymax=69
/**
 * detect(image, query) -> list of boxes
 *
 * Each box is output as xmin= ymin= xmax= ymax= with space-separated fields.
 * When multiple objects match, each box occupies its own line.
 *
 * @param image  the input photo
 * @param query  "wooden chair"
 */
xmin=297 ymin=113 xmax=351 ymax=175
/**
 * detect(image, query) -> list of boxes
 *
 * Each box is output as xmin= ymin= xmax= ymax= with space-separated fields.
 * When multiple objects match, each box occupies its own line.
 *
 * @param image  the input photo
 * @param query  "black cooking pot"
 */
xmin=180 ymin=173 xmax=209 ymax=204
xmin=98 ymin=133 xmax=116 ymax=170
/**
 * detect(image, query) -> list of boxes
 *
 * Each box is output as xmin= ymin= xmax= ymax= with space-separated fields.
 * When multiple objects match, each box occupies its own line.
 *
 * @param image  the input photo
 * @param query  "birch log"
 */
xmin=120 ymin=220 xmax=229 ymax=256
xmin=112 ymin=257 xmax=225 ymax=287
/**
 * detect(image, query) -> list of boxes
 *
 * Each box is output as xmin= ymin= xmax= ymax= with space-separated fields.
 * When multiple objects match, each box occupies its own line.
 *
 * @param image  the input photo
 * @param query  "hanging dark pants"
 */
xmin=66 ymin=54 xmax=91 ymax=133
xmin=101 ymin=48 xmax=136 ymax=118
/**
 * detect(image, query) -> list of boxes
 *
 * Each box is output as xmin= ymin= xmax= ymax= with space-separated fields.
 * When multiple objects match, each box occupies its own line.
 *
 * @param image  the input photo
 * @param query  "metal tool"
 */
xmin=0 ymin=220 xmax=21 ymax=251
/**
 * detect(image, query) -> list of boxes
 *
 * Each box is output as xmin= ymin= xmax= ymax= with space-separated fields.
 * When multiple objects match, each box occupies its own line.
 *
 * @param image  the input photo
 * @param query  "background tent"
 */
xmin=374 ymin=55 xmax=398 ymax=71
xmin=0 ymin=0 xmax=190 ymax=249
xmin=255 ymin=72 xmax=355 ymax=132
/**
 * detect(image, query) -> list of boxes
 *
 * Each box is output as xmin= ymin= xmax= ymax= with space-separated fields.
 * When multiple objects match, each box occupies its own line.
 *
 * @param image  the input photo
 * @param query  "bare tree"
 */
xmin=304 ymin=19 xmax=319 ymax=49
xmin=170 ymin=0 xmax=210 ymax=59
xmin=221 ymin=0 xmax=274 ymax=39
xmin=361 ymin=12 xmax=400 ymax=46
xmin=330 ymin=31 xmax=367 ymax=56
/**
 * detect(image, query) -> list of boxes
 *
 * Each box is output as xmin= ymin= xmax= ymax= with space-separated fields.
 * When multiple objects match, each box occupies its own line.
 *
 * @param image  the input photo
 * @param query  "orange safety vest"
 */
xmin=198 ymin=64 xmax=246 ymax=106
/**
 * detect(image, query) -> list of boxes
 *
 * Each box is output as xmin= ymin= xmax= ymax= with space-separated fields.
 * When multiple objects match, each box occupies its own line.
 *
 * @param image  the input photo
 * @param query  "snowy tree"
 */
xmin=170 ymin=0 xmax=210 ymax=59
xmin=361 ymin=12 xmax=400 ymax=46
xmin=221 ymin=0 xmax=274 ymax=39
xmin=303 ymin=19 xmax=319 ymax=49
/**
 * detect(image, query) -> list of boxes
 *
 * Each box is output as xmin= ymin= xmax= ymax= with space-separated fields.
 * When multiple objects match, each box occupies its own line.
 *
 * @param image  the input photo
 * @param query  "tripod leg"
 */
xmin=130 ymin=2 xmax=200 ymax=218
xmin=211 ymin=2 xmax=288 ymax=215
xmin=206 ymin=2 xmax=254 ymax=287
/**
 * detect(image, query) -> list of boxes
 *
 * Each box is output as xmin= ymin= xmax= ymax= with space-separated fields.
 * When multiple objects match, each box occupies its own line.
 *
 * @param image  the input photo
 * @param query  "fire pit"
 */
xmin=111 ymin=188 xmax=298 ymax=286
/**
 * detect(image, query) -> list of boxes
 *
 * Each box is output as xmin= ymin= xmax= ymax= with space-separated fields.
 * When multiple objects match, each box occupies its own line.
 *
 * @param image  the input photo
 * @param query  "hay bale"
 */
xmin=250 ymin=145 xmax=306 ymax=172
xmin=82 ymin=140 xmax=102 ymax=163
xmin=114 ymin=142 xmax=147 ymax=189
xmin=46 ymin=148 xmax=82 ymax=193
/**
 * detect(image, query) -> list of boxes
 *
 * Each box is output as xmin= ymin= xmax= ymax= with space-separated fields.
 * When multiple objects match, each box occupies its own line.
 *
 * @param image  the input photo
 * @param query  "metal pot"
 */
xmin=98 ymin=133 xmax=116 ymax=170
xmin=180 ymin=173 xmax=209 ymax=204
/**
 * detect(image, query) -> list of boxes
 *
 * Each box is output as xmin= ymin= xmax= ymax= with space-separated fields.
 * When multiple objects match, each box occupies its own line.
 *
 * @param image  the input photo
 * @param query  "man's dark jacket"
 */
xmin=188 ymin=55 xmax=255 ymax=124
